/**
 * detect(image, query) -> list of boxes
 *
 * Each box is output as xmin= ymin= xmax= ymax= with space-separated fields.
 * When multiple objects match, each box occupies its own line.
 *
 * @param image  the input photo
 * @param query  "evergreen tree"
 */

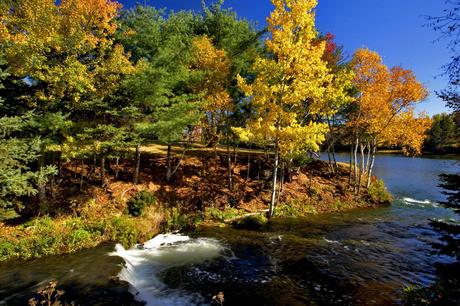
xmin=118 ymin=7 xmax=202 ymax=182
xmin=425 ymin=113 xmax=457 ymax=152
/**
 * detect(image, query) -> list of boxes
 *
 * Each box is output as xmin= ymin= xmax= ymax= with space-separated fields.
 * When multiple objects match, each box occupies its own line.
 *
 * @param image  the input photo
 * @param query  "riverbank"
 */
xmin=336 ymin=148 xmax=460 ymax=160
xmin=0 ymin=146 xmax=391 ymax=263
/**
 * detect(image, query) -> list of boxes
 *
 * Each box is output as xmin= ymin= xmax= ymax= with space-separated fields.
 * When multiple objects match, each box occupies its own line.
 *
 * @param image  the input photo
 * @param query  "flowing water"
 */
xmin=0 ymin=154 xmax=458 ymax=306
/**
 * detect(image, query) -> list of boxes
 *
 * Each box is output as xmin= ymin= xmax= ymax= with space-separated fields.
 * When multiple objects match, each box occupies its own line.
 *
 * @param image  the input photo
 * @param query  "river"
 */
xmin=0 ymin=154 xmax=458 ymax=305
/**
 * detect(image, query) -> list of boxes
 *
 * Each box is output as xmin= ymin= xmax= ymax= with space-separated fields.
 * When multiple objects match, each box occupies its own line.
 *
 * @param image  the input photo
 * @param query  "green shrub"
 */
xmin=127 ymin=191 xmax=156 ymax=217
xmin=367 ymin=179 xmax=393 ymax=204
xmin=109 ymin=216 xmax=139 ymax=248
xmin=67 ymin=228 xmax=92 ymax=245
xmin=402 ymin=285 xmax=432 ymax=306
xmin=163 ymin=207 xmax=198 ymax=232
xmin=232 ymin=214 xmax=267 ymax=230
xmin=0 ymin=241 xmax=16 ymax=257
xmin=274 ymin=199 xmax=317 ymax=217
xmin=204 ymin=207 xmax=243 ymax=222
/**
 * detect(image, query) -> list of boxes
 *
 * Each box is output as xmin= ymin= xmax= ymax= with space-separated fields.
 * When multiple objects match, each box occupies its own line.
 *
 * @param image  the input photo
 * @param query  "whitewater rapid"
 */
xmin=110 ymin=234 xmax=225 ymax=306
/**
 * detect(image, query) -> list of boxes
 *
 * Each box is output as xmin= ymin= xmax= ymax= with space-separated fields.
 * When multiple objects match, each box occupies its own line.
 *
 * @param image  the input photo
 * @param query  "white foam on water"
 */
xmin=110 ymin=234 xmax=225 ymax=306
xmin=402 ymin=197 xmax=438 ymax=207
xmin=323 ymin=238 xmax=340 ymax=244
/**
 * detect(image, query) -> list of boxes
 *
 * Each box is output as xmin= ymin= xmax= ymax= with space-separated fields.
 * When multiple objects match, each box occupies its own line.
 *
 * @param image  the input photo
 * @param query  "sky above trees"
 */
xmin=120 ymin=0 xmax=450 ymax=116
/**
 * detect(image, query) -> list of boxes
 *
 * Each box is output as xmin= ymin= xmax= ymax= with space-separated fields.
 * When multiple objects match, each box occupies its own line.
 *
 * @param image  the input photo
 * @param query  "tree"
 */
xmin=350 ymin=49 xmax=428 ymax=189
xmin=235 ymin=0 xmax=334 ymax=217
xmin=0 ymin=115 xmax=57 ymax=214
xmin=118 ymin=7 xmax=201 ymax=183
xmin=190 ymin=35 xmax=232 ymax=148
xmin=425 ymin=113 xmax=457 ymax=152
xmin=0 ymin=0 xmax=134 ymax=199
xmin=427 ymin=0 xmax=460 ymax=112
xmin=194 ymin=1 xmax=263 ymax=191
xmin=316 ymin=33 xmax=355 ymax=173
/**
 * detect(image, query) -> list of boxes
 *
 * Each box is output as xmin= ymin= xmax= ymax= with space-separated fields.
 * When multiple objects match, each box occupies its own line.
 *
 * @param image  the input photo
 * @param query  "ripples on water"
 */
xmin=0 ymin=155 xmax=459 ymax=305
xmin=106 ymin=196 xmax=456 ymax=306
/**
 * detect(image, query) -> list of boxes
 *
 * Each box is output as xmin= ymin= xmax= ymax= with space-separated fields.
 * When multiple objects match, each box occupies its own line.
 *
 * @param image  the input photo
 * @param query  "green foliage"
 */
xmin=425 ymin=113 xmax=458 ymax=152
xmin=292 ymin=153 xmax=314 ymax=168
xmin=204 ymin=207 xmax=243 ymax=222
xmin=127 ymin=190 xmax=156 ymax=217
xmin=118 ymin=6 xmax=202 ymax=147
xmin=367 ymin=179 xmax=393 ymax=204
xmin=0 ymin=115 xmax=57 ymax=211
xmin=402 ymin=285 xmax=432 ymax=306
xmin=163 ymin=207 xmax=198 ymax=232
xmin=232 ymin=214 xmax=267 ymax=230
xmin=0 ymin=213 xmax=157 ymax=261
xmin=108 ymin=216 xmax=139 ymax=248
xmin=274 ymin=199 xmax=318 ymax=217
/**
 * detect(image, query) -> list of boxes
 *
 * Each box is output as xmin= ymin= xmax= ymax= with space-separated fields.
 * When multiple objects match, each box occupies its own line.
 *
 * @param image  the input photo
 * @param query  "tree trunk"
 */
xmin=326 ymin=144 xmax=333 ymax=173
xmin=90 ymin=155 xmax=97 ymax=179
xmin=326 ymin=116 xmax=337 ymax=173
xmin=364 ymin=141 xmax=371 ymax=175
xmin=166 ymin=144 xmax=172 ymax=183
xmin=115 ymin=157 xmax=120 ymax=179
xmin=101 ymin=155 xmax=106 ymax=187
xmin=353 ymin=136 xmax=359 ymax=192
xmin=358 ymin=143 xmax=365 ymax=194
xmin=50 ymin=152 xmax=56 ymax=199
xmin=279 ymin=160 xmax=285 ymax=196
xmin=246 ymin=145 xmax=251 ymax=180
xmin=38 ymin=155 xmax=47 ymax=213
xmin=227 ymin=140 xmax=233 ymax=191
xmin=367 ymin=139 xmax=377 ymax=188
xmin=134 ymin=144 xmax=141 ymax=184
xmin=57 ymin=151 xmax=62 ymax=178
xmin=269 ymin=142 xmax=279 ymax=218
xmin=167 ymin=144 xmax=188 ymax=182
xmin=80 ymin=159 xmax=85 ymax=191
xmin=349 ymin=138 xmax=353 ymax=185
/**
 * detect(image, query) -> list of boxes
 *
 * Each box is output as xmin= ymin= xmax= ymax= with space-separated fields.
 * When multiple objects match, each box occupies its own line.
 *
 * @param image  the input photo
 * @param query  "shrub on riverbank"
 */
xmin=274 ymin=199 xmax=318 ymax=217
xmin=127 ymin=191 xmax=156 ymax=217
xmin=0 ymin=205 xmax=163 ymax=262
xmin=367 ymin=179 xmax=393 ymax=204
xmin=232 ymin=214 xmax=268 ymax=230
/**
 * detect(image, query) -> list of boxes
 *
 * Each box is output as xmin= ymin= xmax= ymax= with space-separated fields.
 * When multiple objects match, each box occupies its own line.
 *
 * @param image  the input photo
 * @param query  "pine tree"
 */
xmin=118 ymin=7 xmax=202 ymax=182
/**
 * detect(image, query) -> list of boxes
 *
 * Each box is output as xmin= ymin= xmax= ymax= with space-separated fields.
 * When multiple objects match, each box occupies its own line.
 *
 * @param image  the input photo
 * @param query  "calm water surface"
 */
xmin=0 ymin=154 xmax=458 ymax=306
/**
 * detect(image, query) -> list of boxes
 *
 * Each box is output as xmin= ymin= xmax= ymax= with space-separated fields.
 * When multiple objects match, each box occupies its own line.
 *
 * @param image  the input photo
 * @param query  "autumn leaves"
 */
xmin=0 ymin=0 xmax=429 ymax=216
xmin=234 ymin=0 xmax=428 ymax=214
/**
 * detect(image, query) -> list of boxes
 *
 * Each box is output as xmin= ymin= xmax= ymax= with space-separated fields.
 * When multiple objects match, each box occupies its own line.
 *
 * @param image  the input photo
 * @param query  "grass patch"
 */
xmin=162 ymin=207 xmax=202 ymax=232
xmin=204 ymin=207 xmax=245 ymax=222
xmin=0 ymin=206 xmax=164 ymax=262
xmin=367 ymin=179 xmax=393 ymax=204
xmin=232 ymin=214 xmax=268 ymax=230
xmin=274 ymin=199 xmax=318 ymax=217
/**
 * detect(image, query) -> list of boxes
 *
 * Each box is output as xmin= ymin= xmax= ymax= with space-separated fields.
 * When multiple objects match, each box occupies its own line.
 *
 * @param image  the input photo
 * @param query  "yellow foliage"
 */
xmin=350 ymin=48 xmax=429 ymax=154
xmin=0 ymin=0 xmax=132 ymax=106
xmin=235 ymin=0 xmax=333 ymax=156
xmin=385 ymin=110 xmax=432 ymax=156
xmin=191 ymin=36 xmax=232 ymax=112
xmin=191 ymin=36 xmax=233 ymax=144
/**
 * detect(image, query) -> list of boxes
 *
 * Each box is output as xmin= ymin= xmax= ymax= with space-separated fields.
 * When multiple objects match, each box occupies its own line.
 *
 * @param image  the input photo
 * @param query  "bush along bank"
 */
xmin=0 ymin=158 xmax=392 ymax=263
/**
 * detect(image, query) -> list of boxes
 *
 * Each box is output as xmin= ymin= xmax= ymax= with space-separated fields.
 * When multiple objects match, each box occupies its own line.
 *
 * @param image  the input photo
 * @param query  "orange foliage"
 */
xmin=350 ymin=48 xmax=429 ymax=155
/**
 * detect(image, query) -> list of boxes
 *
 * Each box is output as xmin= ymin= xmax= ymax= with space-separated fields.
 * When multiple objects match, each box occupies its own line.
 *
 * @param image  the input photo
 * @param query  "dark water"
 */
xmin=0 ymin=155 xmax=458 ymax=306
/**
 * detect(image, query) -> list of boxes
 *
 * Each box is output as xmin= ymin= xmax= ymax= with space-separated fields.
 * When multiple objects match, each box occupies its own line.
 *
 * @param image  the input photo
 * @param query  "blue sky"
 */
xmin=119 ymin=0 xmax=451 ymax=116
